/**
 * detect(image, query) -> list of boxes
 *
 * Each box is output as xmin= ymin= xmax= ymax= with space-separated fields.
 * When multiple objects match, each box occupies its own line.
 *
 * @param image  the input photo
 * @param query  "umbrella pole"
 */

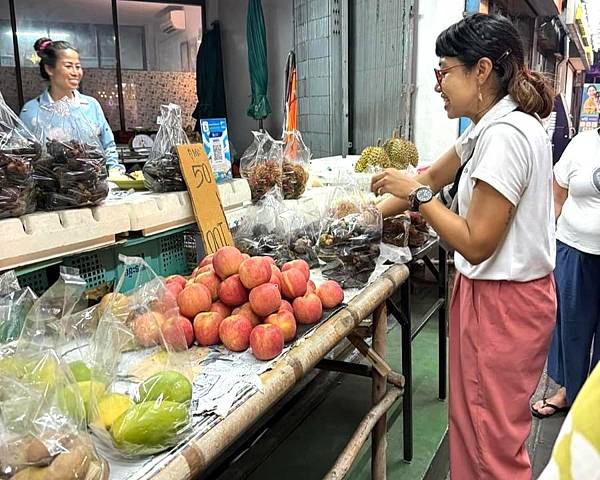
xmin=259 ymin=119 xmax=264 ymax=131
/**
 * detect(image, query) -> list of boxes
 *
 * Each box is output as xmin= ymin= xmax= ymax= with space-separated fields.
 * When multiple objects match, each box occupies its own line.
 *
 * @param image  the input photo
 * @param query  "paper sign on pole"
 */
xmin=177 ymin=144 xmax=234 ymax=255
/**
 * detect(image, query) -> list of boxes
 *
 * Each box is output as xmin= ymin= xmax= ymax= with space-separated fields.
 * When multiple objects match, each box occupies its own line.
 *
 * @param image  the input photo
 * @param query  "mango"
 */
xmin=22 ymin=357 xmax=57 ymax=389
xmin=78 ymin=381 xmax=106 ymax=420
xmin=57 ymin=384 xmax=86 ymax=424
xmin=111 ymin=401 xmax=189 ymax=454
xmin=94 ymin=393 xmax=133 ymax=429
xmin=137 ymin=371 xmax=192 ymax=404
xmin=68 ymin=360 xmax=91 ymax=382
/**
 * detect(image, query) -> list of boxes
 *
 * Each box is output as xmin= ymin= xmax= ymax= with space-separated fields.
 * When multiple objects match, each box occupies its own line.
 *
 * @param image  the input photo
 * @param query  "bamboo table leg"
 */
xmin=371 ymin=302 xmax=388 ymax=479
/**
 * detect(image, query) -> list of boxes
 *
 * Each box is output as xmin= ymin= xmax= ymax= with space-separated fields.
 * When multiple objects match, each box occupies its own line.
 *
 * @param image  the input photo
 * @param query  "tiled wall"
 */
xmin=0 ymin=67 xmax=197 ymax=131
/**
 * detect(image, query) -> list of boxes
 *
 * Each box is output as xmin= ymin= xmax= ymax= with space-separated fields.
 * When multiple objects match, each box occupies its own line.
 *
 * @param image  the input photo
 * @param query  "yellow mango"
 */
xmin=94 ymin=393 xmax=133 ymax=429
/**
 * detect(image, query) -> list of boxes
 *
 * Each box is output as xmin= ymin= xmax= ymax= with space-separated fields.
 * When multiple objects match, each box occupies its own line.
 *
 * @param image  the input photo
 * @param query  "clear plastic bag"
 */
xmin=0 ymin=349 xmax=109 ymax=479
xmin=32 ymin=98 xmax=108 ymax=211
xmin=283 ymin=204 xmax=320 ymax=268
xmin=318 ymin=172 xmax=383 ymax=288
xmin=89 ymin=256 xmax=192 ymax=457
xmin=0 ymin=92 xmax=41 ymax=219
xmin=241 ymin=131 xmax=283 ymax=203
xmin=143 ymin=104 xmax=189 ymax=192
xmin=234 ymin=188 xmax=293 ymax=267
xmin=282 ymin=130 xmax=310 ymax=199
xmin=0 ymin=271 xmax=36 ymax=345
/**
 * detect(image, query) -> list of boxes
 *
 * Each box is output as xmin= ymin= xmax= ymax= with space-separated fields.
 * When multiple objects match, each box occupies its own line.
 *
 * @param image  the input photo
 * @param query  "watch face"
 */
xmin=416 ymin=187 xmax=432 ymax=202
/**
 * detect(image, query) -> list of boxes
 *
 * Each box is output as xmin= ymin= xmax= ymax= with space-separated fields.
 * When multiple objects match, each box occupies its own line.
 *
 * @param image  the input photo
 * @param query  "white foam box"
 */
xmin=122 ymin=179 xmax=251 ymax=236
xmin=0 ymin=203 xmax=131 ymax=271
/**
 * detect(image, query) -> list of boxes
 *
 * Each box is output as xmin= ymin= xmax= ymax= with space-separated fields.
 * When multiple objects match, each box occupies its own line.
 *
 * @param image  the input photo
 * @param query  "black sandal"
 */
xmin=531 ymin=398 xmax=570 ymax=419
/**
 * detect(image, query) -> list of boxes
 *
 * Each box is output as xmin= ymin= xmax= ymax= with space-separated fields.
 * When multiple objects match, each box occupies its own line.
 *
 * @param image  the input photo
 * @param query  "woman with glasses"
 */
xmin=372 ymin=14 xmax=556 ymax=479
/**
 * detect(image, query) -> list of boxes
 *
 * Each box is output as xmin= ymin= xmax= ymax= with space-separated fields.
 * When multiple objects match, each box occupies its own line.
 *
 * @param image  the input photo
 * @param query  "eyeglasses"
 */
xmin=434 ymin=64 xmax=465 ymax=90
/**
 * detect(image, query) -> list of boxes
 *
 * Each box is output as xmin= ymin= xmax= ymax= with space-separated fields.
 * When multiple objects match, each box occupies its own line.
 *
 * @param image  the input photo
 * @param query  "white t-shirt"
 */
xmin=453 ymin=96 xmax=555 ymax=281
xmin=554 ymin=130 xmax=600 ymax=254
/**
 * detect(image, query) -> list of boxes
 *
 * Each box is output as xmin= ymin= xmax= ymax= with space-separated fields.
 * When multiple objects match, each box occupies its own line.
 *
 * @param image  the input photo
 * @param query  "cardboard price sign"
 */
xmin=177 ymin=144 xmax=234 ymax=255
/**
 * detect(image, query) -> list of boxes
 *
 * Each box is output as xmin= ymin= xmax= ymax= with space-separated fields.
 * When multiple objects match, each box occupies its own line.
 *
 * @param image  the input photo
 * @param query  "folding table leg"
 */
xmin=438 ymin=245 xmax=448 ymax=401
xmin=371 ymin=302 xmax=388 ymax=479
xmin=399 ymin=279 xmax=413 ymax=463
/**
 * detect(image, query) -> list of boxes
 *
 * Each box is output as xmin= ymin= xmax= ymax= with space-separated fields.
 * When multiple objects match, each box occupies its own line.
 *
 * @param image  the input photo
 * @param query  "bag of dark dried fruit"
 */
xmin=317 ymin=172 xmax=383 ymax=288
xmin=0 ymin=93 xmax=41 ymax=219
xmin=32 ymin=98 xmax=108 ymax=210
xmin=240 ymin=131 xmax=283 ymax=203
xmin=282 ymin=130 xmax=310 ymax=200
xmin=143 ymin=103 xmax=189 ymax=192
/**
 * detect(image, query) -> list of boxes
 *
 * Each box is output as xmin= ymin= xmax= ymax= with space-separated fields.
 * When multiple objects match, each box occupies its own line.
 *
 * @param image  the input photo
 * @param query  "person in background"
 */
xmin=531 ymin=128 xmax=600 ymax=418
xmin=538 ymin=363 xmax=600 ymax=480
xmin=19 ymin=38 xmax=124 ymax=175
xmin=582 ymin=84 xmax=599 ymax=114
xmin=371 ymin=14 xmax=556 ymax=479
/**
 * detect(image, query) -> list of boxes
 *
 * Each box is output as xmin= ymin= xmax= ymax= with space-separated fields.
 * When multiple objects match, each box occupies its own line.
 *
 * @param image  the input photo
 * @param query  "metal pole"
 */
xmin=341 ymin=0 xmax=349 ymax=157
xmin=112 ymin=0 xmax=126 ymax=132
xmin=8 ymin=0 xmax=24 ymax=110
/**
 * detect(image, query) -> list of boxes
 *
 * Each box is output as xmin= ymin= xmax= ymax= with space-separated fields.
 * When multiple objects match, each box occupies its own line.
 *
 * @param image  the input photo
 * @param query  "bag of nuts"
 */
xmin=0 ymin=93 xmax=41 ymax=219
xmin=32 ymin=98 xmax=109 ymax=210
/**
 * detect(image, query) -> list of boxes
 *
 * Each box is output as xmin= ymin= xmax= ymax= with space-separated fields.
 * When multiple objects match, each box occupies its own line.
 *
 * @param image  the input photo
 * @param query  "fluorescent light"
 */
xmin=4 ymin=31 xmax=71 ymax=37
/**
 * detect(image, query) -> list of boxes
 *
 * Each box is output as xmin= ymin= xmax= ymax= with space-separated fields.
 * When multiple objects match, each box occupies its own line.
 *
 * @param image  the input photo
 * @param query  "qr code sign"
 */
xmin=212 ymin=140 xmax=224 ymax=162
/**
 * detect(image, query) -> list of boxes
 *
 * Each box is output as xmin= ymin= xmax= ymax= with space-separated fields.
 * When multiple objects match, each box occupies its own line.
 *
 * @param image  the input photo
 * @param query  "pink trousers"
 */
xmin=449 ymin=273 xmax=556 ymax=479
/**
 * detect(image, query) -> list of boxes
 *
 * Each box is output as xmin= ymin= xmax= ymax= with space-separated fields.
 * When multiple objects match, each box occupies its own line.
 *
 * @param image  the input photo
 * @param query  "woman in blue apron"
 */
xmin=20 ymin=37 xmax=124 ymax=175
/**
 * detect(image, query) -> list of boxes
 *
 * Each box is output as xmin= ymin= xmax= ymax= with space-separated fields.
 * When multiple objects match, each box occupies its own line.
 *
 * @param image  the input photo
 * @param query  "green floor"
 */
xmin=247 ymin=319 xmax=448 ymax=480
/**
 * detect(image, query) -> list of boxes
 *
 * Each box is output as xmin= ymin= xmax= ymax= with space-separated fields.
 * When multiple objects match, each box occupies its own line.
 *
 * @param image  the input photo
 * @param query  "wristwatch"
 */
xmin=409 ymin=186 xmax=433 ymax=211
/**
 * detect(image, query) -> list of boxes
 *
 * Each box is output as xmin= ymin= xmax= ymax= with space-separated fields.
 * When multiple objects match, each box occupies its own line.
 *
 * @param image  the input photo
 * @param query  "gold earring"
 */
xmin=478 ymin=87 xmax=483 ymax=103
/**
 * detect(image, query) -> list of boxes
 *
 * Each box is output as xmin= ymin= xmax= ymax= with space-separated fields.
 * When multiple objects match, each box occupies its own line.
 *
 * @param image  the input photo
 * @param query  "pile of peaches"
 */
xmin=163 ymin=246 xmax=344 ymax=361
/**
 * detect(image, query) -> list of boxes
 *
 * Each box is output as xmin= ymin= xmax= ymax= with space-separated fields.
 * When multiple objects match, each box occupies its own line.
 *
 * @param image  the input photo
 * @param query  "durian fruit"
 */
xmin=383 ymin=129 xmax=419 ymax=169
xmin=354 ymin=139 xmax=390 ymax=173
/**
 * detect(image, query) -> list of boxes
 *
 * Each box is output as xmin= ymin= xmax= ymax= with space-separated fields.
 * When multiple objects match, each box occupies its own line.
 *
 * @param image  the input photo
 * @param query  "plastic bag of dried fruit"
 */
xmin=317 ymin=171 xmax=383 ymax=288
xmin=89 ymin=255 xmax=192 ymax=458
xmin=234 ymin=187 xmax=293 ymax=267
xmin=0 ymin=348 xmax=109 ymax=479
xmin=241 ymin=131 xmax=283 ymax=202
xmin=32 ymin=98 xmax=109 ymax=210
xmin=0 ymin=270 xmax=37 ymax=345
xmin=282 ymin=129 xmax=310 ymax=199
xmin=282 ymin=203 xmax=320 ymax=268
xmin=143 ymin=103 xmax=189 ymax=192
xmin=0 ymin=92 xmax=41 ymax=219
xmin=380 ymin=213 xmax=412 ymax=264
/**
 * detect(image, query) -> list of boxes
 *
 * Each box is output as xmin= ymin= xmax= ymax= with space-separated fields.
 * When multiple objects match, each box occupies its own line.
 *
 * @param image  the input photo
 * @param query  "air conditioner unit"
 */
xmin=160 ymin=10 xmax=186 ymax=35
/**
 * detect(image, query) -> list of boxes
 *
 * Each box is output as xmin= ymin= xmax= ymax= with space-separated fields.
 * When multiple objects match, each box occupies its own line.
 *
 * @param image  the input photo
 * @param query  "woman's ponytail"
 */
xmin=508 ymin=68 xmax=555 ymax=118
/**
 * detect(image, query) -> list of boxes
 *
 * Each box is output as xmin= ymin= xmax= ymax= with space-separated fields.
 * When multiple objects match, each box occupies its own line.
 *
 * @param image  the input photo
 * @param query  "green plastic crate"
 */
xmin=17 ymin=269 xmax=50 ymax=296
xmin=62 ymin=249 xmax=117 ymax=292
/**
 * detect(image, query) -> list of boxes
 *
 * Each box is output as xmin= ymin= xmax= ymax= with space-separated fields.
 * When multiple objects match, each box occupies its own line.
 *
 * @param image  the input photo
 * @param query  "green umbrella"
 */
xmin=246 ymin=0 xmax=271 ymax=125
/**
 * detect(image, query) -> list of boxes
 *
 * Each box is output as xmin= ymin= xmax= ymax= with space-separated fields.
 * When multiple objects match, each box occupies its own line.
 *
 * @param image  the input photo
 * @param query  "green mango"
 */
xmin=78 ymin=381 xmax=106 ymax=420
xmin=137 ymin=371 xmax=192 ymax=404
xmin=22 ymin=357 xmax=57 ymax=389
xmin=69 ymin=360 xmax=91 ymax=382
xmin=111 ymin=401 xmax=189 ymax=453
xmin=57 ymin=383 xmax=86 ymax=424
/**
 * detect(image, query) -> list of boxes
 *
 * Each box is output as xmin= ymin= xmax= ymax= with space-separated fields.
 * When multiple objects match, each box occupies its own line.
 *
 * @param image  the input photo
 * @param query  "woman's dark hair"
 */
xmin=435 ymin=14 xmax=554 ymax=118
xmin=33 ymin=37 xmax=79 ymax=81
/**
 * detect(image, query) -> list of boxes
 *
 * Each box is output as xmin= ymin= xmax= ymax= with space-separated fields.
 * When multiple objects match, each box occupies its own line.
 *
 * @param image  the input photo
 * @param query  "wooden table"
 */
xmin=150 ymin=264 xmax=409 ymax=480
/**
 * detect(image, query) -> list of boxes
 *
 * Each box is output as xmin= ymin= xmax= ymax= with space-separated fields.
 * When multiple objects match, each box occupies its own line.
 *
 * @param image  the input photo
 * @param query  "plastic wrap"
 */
xmin=318 ymin=173 xmax=382 ymax=288
xmin=0 ymin=271 xmax=36 ymax=344
xmin=89 ymin=256 xmax=192 ymax=458
xmin=32 ymin=98 xmax=108 ymax=211
xmin=143 ymin=104 xmax=189 ymax=192
xmin=282 ymin=130 xmax=310 ymax=199
xmin=241 ymin=131 xmax=283 ymax=202
xmin=408 ymin=211 xmax=431 ymax=248
xmin=0 ymin=349 xmax=109 ymax=479
xmin=283 ymin=205 xmax=320 ymax=268
xmin=234 ymin=188 xmax=293 ymax=267
xmin=0 ymin=92 xmax=41 ymax=219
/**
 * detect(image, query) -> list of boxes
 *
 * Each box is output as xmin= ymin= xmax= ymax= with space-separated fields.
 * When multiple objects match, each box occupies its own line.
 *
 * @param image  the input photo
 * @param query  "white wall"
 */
xmin=206 ymin=0 xmax=293 ymax=156
xmin=413 ymin=0 xmax=464 ymax=165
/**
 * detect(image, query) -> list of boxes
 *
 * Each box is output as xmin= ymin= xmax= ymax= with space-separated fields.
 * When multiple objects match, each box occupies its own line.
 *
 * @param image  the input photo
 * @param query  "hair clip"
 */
xmin=39 ymin=40 xmax=52 ymax=51
xmin=495 ymin=48 xmax=512 ymax=65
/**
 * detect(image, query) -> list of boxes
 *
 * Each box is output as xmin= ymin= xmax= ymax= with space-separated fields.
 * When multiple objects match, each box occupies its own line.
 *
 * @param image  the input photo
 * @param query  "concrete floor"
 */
xmin=208 ymin=275 xmax=565 ymax=480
